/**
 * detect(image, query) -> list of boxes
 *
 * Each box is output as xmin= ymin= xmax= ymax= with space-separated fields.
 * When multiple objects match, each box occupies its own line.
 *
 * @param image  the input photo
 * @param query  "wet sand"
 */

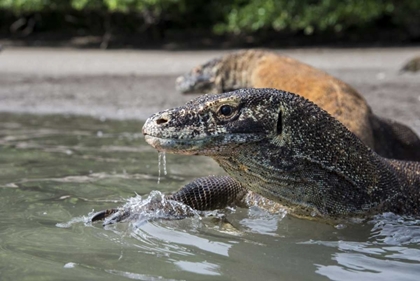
xmin=0 ymin=47 xmax=419 ymax=133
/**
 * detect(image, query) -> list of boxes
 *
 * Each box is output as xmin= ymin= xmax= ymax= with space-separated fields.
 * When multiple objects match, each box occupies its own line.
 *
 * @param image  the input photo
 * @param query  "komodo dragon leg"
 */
xmin=91 ymin=176 xmax=247 ymax=223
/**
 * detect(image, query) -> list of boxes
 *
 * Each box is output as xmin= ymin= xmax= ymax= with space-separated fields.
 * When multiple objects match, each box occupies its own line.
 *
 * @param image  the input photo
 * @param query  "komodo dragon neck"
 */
xmin=212 ymin=51 xmax=266 ymax=92
xmin=143 ymin=88 xmax=420 ymax=218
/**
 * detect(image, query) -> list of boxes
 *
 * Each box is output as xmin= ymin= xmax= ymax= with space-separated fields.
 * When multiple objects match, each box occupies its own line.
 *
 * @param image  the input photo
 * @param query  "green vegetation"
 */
xmin=1 ymin=0 xmax=419 ymax=41
xmin=0 ymin=0 xmax=180 ymax=12
xmin=215 ymin=0 xmax=396 ymax=34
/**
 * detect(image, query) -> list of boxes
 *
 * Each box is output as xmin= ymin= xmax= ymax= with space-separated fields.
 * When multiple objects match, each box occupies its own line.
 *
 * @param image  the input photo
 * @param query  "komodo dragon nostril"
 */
xmin=156 ymin=112 xmax=170 ymax=125
xmin=156 ymin=118 xmax=168 ymax=125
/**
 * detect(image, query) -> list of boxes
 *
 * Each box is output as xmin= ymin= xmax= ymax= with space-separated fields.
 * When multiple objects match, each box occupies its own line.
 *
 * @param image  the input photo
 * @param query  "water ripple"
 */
xmin=106 ymin=269 xmax=182 ymax=281
xmin=302 ymin=213 xmax=420 ymax=280
xmin=370 ymin=213 xmax=420 ymax=245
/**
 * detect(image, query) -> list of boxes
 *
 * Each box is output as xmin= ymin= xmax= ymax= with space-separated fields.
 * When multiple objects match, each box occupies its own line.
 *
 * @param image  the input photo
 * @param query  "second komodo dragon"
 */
xmin=176 ymin=50 xmax=420 ymax=161
xmin=93 ymin=89 xmax=420 ymax=224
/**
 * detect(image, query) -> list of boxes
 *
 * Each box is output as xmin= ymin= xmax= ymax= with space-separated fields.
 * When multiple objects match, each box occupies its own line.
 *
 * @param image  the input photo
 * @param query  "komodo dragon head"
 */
xmin=176 ymin=57 xmax=223 ymax=94
xmin=175 ymin=50 xmax=264 ymax=94
xmin=143 ymin=88 xmax=281 ymax=155
xmin=143 ymin=88 xmax=400 ymax=217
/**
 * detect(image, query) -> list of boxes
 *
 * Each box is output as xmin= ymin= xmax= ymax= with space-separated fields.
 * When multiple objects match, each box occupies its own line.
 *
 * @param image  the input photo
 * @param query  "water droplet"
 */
xmin=162 ymin=151 xmax=167 ymax=176
xmin=334 ymin=224 xmax=347 ymax=229
xmin=157 ymin=152 xmax=168 ymax=183
xmin=157 ymin=152 xmax=162 ymax=184
xmin=63 ymin=262 xmax=76 ymax=269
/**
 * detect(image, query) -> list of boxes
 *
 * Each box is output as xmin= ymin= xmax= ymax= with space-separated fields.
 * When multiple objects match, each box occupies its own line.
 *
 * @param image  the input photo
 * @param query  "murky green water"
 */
xmin=0 ymin=113 xmax=419 ymax=281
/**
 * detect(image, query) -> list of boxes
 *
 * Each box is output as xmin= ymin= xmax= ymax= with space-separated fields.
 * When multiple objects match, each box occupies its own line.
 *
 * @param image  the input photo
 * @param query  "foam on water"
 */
xmin=56 ymin=215 xmax=92 ymax=228
xmin=56 ymin=191 xmax=200 ymax=229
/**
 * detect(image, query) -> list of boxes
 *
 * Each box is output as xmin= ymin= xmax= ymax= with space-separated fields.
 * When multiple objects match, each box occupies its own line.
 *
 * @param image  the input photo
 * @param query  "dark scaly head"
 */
xmin=175 ymin=57 xmax=223 ymax=94
xmin=142 ymin=88 xmax=361 ymax=159
xmin=142 ymin=89 xmax=282 ymax=155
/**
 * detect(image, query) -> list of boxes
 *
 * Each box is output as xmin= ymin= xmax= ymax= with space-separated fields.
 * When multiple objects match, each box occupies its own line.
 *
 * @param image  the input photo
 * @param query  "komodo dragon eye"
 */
xmin=219 ymin=105 xmax=234 ymax=116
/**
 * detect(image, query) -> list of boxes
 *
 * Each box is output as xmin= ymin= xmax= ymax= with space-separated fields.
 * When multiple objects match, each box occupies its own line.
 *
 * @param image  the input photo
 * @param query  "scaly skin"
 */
xmin=176 ymin=50 xmax=420 ymax=161
xmin=140 ymin=89 xmax=420 ymax=220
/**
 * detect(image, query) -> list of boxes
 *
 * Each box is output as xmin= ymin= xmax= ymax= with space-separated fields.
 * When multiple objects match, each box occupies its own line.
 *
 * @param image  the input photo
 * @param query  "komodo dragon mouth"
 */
xmin=143 ymin=134 xmax=214 ymax=154
xmin=143 ymin=129 xmax=266 ymax=156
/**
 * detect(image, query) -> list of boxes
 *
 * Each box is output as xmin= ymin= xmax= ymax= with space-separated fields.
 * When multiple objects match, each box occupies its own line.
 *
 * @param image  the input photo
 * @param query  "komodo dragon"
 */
xmin=92 ymin=89 xmax=420 ymax=224
xmin=176 ymin=50 xmax=420 ymax=162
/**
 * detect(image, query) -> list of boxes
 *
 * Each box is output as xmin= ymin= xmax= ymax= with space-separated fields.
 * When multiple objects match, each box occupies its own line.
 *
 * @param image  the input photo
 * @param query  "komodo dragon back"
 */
xmin=176 ymin=50 xmax=420 ymax=162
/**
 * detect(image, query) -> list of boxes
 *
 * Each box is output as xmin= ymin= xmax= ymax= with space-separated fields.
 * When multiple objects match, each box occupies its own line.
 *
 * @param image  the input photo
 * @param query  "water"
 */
xmin=157 ymin=152 xmax=168 ymax=184
xmin=0 ymin=113 xmax=419 ymax=281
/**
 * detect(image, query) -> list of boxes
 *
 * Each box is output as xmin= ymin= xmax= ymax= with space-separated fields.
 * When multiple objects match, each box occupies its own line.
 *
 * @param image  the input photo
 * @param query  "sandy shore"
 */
xmin=0 ymin=47 xmax=419 ymax=133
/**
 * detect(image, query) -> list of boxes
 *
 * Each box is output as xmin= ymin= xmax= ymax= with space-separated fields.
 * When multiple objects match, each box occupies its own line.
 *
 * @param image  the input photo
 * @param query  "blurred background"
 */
xmin=1 ymin=0 xmax=420 ymax=49
xmin=1 ymin=0 xmax=419 ymax=126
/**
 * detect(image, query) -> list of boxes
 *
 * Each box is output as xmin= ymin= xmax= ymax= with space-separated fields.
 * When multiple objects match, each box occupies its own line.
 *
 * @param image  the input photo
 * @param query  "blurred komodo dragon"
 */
xmin=400 ymin=56 xmax=420 ymax=73
xmin=176 ymin=50 xmax=420 ymax=162
xmin=93 ymin=89 xmax=420 ymax=224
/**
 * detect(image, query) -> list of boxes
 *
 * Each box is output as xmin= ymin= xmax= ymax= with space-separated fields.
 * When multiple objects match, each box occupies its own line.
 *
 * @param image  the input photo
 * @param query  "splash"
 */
xmin=243 ymin=191 xmax=287 ymax=217
xmin=96 ymin=191 xmax=200 ymax=227
xmin=56 ymin=215 xmax=91 ymax=228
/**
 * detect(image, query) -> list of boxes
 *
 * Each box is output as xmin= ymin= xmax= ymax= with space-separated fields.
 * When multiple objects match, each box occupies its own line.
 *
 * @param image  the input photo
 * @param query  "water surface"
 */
xmin=0 ymin=113 xmax=419 ymax=281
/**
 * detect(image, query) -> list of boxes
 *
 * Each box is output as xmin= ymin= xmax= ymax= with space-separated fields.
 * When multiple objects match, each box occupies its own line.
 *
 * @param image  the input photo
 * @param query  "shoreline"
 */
xmin=1 ymin=47 xmax=419 ymax=133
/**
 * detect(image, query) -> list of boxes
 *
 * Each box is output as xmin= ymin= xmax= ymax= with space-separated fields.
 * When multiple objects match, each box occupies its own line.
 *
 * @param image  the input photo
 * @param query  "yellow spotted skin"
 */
xmin=252 ymin=53 xmax=372 ymax=147
xmin=176 ymin=50 xmax=420 ymax=162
